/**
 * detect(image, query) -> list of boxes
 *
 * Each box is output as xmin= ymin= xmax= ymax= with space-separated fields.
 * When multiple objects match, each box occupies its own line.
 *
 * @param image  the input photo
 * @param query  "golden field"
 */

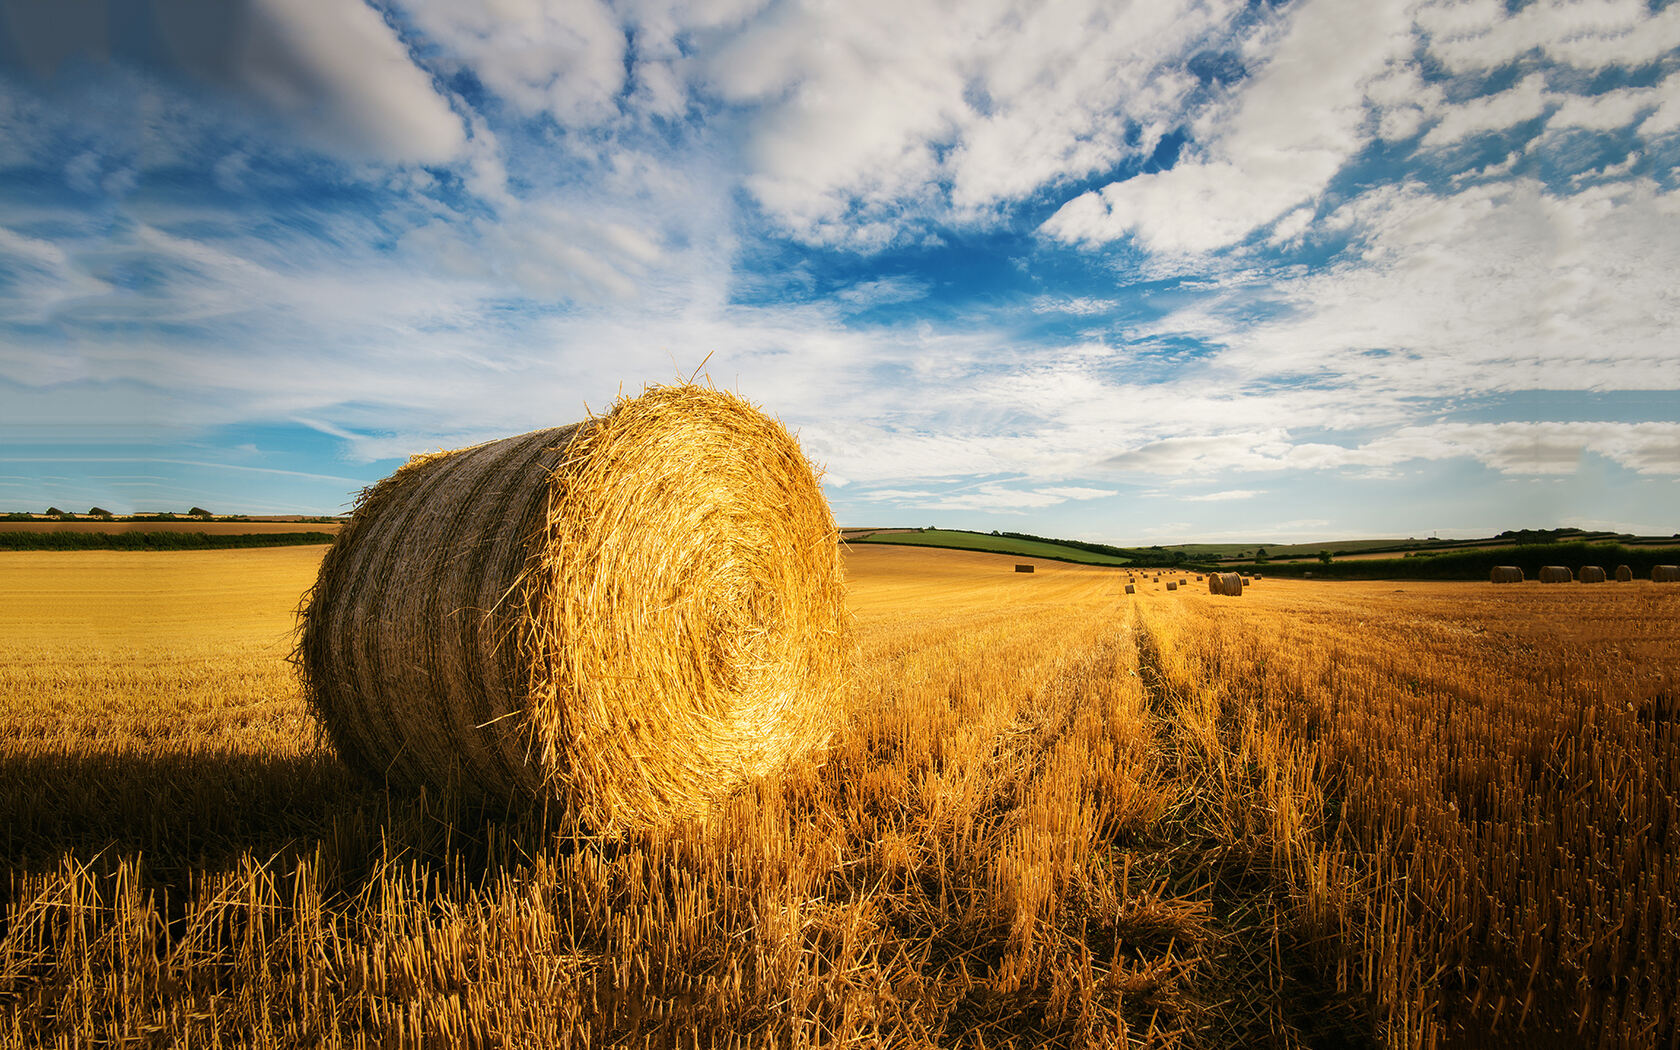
xmin=2 ymin=546 xmax=1677 ymax=1047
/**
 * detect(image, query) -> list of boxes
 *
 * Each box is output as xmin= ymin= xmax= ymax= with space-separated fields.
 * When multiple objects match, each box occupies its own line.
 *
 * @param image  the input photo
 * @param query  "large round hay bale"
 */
xmin=1490 ymin=565 xmax=1523 ymax=583
xmin=1207 ymin=574 xmax=1221 ymax=594
xmin=1614 ymin=564 xmax=1633 ymax=582
xmin=1654 ymin=565 xmax=1680 ymax=583
xmin=297 ymin=385 xmax=845 ymax=830
xmin=1214 ymin=572 xmax=1244 ymax=596
xmin=1538 ymin=565 xmax=1572 ymax=583
xmin=1578 ymin=565 xmax=1606 ymax=583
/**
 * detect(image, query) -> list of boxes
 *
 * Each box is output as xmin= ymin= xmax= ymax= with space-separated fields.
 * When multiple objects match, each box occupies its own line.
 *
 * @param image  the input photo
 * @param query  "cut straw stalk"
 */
xmin=298 ymin=385 xmax=846 ymax=830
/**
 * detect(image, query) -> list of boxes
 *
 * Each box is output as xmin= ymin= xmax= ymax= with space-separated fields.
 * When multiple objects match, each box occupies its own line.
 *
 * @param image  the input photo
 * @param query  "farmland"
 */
xmin=2 ymin=547 xmax=1678 ymax=1047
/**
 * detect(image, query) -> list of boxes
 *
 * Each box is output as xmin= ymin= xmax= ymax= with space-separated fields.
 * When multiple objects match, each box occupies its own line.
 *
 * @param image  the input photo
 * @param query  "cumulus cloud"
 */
xmin=700 ymin=0 xmax=1238 ymax=244
xmin=1418 ymin=0 xmax=1680 ymax=74
xmin=1144 ymin=177 xmax=1680 ymax=399
xmin=394 ymin=0 xmax=628 ymax=127
xmin=1041 ymin=0 xmax=1416 ymax=253
xmin=1421 ymin=73 xmax=1549 ymax=148
xmin=1102 ymin=422 xmax=1680 ymax=478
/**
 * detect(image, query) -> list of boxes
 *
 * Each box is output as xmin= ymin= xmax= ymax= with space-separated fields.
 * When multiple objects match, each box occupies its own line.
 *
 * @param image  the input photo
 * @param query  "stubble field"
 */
xmin=1 ymin=546 xmax=1676 ymax=1048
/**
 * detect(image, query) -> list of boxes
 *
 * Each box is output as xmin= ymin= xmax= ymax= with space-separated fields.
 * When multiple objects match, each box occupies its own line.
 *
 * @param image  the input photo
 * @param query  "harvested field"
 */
xmin=0 ymin=520 xmax=343 ymax=534
xmin=2 ymin=550 xmax=1677 ymax=1047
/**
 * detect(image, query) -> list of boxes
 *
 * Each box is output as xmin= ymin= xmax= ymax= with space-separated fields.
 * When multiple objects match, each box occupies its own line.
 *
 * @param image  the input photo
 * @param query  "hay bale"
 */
xmin=1653 ymin=565 xmax=1680 ymax=583
xmin=1538 ymin=565 xmax=1572 ymax=583
xmin=1240 ymin=576 xmax=1250 ymax=587
xmin=1124 ymin=584 xmax=1135 ymax=595
xmin=1014 ymin=564 xmax=1035 ymax=573
xmin=1252 ymin=573 xmax=1261 ymax=580
xmin=1166 ymin=581 xmax=1177 ymax=591
xmin=1210 ymin=572 xmax=1244 ymax=596
xmin=1578 ymin=565 xmax=1606 ymax=583
xmin=298 ymin=385 xmax=845 ymax=830
xmin=1490 ymin=566 xmax=1524 ymax=583
xmin=1615 ymin=564 xmax=1633 ymax=582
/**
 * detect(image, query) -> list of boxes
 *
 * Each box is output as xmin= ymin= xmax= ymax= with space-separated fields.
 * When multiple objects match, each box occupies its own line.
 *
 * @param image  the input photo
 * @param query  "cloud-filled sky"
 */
xmin=1 ymin=0 xmax=1676 ymax=542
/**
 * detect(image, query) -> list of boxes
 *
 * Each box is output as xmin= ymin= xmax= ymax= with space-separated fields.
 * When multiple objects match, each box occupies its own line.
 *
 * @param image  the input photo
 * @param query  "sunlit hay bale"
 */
xmin=1252 ymin=573 xmax=1261 ymax=580
xmin=1014 ymin=564 xmax=1034 ymax=573
xmin=298 ymin=384 xmax=846 ymax=831
xmin=1490 ymin=566 xmax=1524 ymax=583
xmin=1212 ymin=572 xmax=1244 ymax=596
xmin=1240 ymin=576 xmax=1250 ymax=587
xmin=1207 ymin=574 xmax=1221 ymax=594
xmin=1577 ymin=565 xmax=1606 ymax=583
xmin=1166 ymin=581 xmax=1178 ymax=591
xmin=1652 ymin=565 xmax=1680 ymax=583
xmin=1538 ymin=565 xmax=1573 ymax=583
xmin=1124 ymin=584 xmax=1135 ymax=595
xmin=1615 ymin=564 xmax=1633 ymax=582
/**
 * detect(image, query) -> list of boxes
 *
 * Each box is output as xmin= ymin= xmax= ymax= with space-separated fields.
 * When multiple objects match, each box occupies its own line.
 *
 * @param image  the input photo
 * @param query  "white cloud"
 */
xmin=1419 ymin=0 xmax=1680 ymax=74
xmin=1041 ymin=0 xmax=1415 ymax=254
xmin=833 ymin=276 xmax=930 ymax=308
xmin=1144 ymin=177 xmax=1680 ymax=400
xmin=1102 ymin=422 xmax=1680 ymax=478
xmin=396 ymin=0 xmax=628 ymax=127
xmin=161 ymin=0 xmax=468 ymax=165
xmin=1180 ymin=488 xmax=1264 ymax=501
xmin=701 ymin=0 xmax=1240 ymax=245
xmin=1030 ymin=296 xmax=1119 ymax=315
xmin=1421 ymin=73 xmax=1549 ymax=148
xmin=1037 ymin=485 xmax=1116 ymax=501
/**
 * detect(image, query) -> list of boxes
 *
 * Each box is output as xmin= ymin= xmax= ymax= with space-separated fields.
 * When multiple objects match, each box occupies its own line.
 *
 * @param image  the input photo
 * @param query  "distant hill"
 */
xmin=843 ymin=528 xmax=1135 ymax=566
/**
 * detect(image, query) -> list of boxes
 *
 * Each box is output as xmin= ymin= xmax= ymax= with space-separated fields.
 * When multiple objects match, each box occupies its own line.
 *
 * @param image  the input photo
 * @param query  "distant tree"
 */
xmin=45 ymin=507 xmax=64 ymax=517
xmin=189 ymin=506 xmax=213 ymax=518
xmin=1255 ymin=547 xmax=1268 ymax=561
xmin=88 ymin=507 xmax=113 ymax=519
xmin=1318 ymin=549 xmax=1333 ymax=564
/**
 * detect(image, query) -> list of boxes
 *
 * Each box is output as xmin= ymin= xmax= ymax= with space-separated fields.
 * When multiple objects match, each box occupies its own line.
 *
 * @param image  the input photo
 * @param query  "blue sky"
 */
xmin=1 ymin=0 xmax=1676 ymax=542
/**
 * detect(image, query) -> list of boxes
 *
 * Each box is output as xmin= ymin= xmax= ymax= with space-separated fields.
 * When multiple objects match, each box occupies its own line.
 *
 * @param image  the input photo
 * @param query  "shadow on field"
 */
xmin=0 ymin=748 xmax=366 ymax=879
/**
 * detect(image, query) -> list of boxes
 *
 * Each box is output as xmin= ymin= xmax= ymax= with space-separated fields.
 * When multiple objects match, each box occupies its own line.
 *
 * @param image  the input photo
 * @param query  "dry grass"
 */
xmin=3 ymin=551 xmax=1677 ymax=1047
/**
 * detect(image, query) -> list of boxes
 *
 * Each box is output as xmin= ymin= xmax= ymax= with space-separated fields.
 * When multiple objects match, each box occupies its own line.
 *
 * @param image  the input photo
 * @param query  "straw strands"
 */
xmin=298 ymin=384 xmax=846 ymax=830
xmin=1490 ymin=566 xmax=1524 ymax=583
xmin=1539 ymin=566 xmax=1573 ymax=583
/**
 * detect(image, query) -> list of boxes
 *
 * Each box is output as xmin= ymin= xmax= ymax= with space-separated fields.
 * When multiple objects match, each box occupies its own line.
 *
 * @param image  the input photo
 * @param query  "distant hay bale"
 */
xmin=298 ymin=384 xmax=846 ymax=830
xmin=1578 ymin=565 xmax=1606 ymax=583
xmin=1252 ymin=573 xmax=1261 ymax=580
xmin=1210 ymin=572 xmax=1244 ymax=596
xmin=1124 ymin=584 xmax=1135 ymax=594
xmin=1240 ymin=576 xmax=1250 ymax=587
xmin=1014 ymin=564 xmax=1035 ymax=573
xmin=1538 ymin=565 xmax=1573 ymax=583
xmin=1166 ymin=581 xmax=1178 ymax=591
xmin=1615 ymin=564 xmax=1633 ymax=582
xmin=1490 ymin=566 xmax=1524 ymax=583
xmin=1653 ymin=565 xmax=1680 ymax=583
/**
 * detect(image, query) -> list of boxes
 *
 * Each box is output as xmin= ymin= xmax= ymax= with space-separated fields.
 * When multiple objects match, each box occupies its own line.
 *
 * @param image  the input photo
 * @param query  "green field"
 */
xmin=843 ymin=528 xmax=1133 ymax=566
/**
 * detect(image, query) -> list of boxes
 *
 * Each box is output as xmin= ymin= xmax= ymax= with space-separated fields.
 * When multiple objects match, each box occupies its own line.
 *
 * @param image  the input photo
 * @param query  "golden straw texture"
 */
xmin=298 ymin=385 xmax=846 ymax=830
